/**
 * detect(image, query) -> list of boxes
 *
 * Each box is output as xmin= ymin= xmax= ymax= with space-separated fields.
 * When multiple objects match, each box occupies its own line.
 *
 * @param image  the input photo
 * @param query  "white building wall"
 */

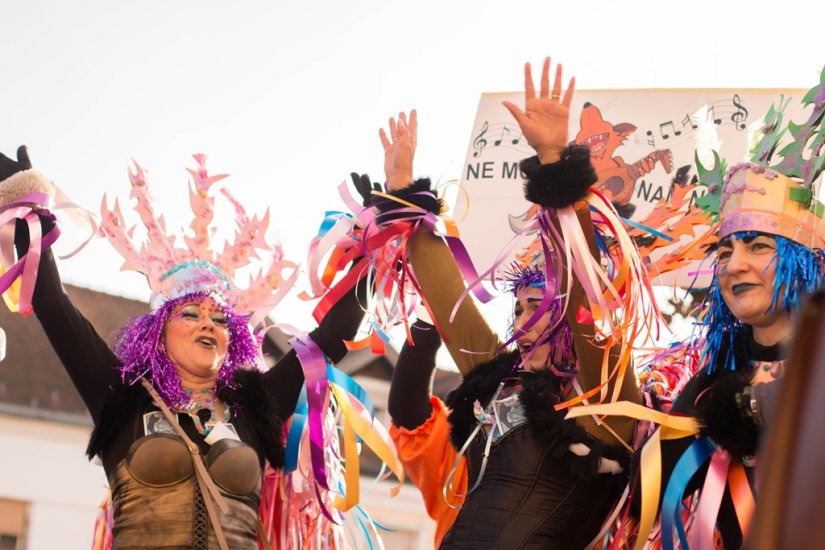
xmin=359 ymin=480 xmax=436 ymax=550
xmin=0 ymin=413 xmax=105 ymax=550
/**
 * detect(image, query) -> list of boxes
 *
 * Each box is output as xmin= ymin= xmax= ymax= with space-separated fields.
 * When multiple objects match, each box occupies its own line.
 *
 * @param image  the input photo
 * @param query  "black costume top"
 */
xmin=388 ymin=148 xmax=640 ymax=549
xmin=22 ymin=221 xmax=364 ymax=549
xmin=634 ymin=327 xmax=784 ymax=549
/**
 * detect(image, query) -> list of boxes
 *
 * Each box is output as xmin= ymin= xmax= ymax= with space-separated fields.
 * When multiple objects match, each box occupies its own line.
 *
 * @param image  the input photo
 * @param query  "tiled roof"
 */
xmin=0 ymin=285 xmax=148 ymax=424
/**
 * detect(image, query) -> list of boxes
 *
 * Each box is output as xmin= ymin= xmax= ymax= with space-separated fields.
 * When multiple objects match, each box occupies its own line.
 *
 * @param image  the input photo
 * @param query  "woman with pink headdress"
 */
xmin=0 ymin=149 xmax=367 ymax=549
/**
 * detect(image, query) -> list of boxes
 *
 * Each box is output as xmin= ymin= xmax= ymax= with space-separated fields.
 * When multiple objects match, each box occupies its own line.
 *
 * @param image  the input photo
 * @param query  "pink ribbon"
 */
xmin=0 ymin=196 xmax=62 ymax=315
xmin=691 ymin=447 xmax=732 ymax=549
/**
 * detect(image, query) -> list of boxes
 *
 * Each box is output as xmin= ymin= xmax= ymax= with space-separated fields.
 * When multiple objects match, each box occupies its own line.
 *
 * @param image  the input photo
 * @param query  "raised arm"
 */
xmin=1 ymin=147 xmax=119 ymax=424
xmin=388 ymin=316 xmax=442 ymax=430
xmin=378 ymin=110 xmax=500 ymax=375
xmin=262 ymin=173 xmax=373 ymax=420
xmin=505 ymin=58 xmax=641 ymax=443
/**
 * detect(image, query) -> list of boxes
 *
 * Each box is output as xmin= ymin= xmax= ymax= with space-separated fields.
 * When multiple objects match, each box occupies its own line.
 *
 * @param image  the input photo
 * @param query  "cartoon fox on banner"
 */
xmin=575 ymin=103 xmax=673 ymax=219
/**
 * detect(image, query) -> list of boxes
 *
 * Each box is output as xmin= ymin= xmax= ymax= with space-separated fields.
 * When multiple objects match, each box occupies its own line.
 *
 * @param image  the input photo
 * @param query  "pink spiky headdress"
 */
xmin=99 ymin=154 xmax=298 ymax=327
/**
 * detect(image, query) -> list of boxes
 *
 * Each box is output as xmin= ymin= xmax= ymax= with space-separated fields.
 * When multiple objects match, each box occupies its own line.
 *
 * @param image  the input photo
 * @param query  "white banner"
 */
xmin=454 ymin=89 xmax=807 ymax=286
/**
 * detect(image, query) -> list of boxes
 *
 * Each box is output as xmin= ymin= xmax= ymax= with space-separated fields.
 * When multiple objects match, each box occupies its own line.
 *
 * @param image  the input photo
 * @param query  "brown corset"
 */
xmin=110 ymin=434 xmax=262 ymax=549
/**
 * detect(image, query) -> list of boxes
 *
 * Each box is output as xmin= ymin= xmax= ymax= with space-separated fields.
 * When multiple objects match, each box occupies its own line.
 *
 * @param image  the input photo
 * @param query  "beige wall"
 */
xmin=0 ymin=414 xmax=105 ymax=550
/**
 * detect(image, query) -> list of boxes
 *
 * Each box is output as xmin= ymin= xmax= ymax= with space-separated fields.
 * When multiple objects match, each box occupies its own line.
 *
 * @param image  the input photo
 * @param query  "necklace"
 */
xmin=181 ymin=387 xmax=230 ymax=436
xmin=757 ymin=360 xmax=786 ymax=379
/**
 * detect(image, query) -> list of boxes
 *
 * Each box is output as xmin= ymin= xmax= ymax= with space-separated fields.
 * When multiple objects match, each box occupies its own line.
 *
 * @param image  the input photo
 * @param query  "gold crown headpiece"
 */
xmin=698 ymin=67 xmax=825 ymax=248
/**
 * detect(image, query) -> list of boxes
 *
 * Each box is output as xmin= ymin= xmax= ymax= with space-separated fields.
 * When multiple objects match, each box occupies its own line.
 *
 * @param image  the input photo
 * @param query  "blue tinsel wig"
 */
xmin=703 ymin=231 xmax=825 ymax=372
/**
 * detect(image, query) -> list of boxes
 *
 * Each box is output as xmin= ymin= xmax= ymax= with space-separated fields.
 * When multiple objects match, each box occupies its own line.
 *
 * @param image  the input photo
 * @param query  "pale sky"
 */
xmin=2 ymin=0 xmax=823 ymax=339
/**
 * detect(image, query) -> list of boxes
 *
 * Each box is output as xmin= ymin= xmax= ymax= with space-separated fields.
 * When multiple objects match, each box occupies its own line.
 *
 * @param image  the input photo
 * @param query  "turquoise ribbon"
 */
xmin=284 ymin=364 xmax=376 ymax=474
xmin=661 ymin=436 xmax=716 ymax=550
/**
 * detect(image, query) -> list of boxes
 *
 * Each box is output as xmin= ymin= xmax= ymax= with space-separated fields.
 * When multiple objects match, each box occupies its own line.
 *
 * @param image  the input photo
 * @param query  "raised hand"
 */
xmin=378 ymin=110 xmax=417 ymax=191
xmin=0 ymin=145 xmax=33 ymax=182
xmin=502 ymin=58 xmax=575 ymax=164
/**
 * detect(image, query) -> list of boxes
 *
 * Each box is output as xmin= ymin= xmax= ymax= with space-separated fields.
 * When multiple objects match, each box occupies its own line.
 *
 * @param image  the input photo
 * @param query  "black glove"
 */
xmin=693 ymin=371 xmax=759 ymax=459
xmin=0 ymin=145 xmax=33 ymax=182
xmin=350 ymin=172 xmax=382 ymax=207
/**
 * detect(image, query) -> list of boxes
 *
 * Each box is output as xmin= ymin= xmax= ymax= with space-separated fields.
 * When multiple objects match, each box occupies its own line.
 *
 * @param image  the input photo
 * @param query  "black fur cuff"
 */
xmin=518 ymin=373 xmax=630 ymax=480
xmin=373 ymin=178 xmax=442 ymax=217
xmin=694 ymin=371 xmax=759 ymax=458
xmin=522 ymin=145 xmax=597 ymax=208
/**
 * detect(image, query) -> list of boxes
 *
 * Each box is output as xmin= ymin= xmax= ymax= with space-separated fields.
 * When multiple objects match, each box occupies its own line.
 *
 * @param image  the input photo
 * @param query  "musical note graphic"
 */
xmin=731 ymin=94 xmax=749 ymax=130
xmin=494 ymin=126 xmax=511 ymax=146
xmin=659 ymin=121 xmax=681 ymax=140
xmin=707 ymin=106 xmax=722 ymax=125
xmin=472 ymin=121 xmax=489 ymax=158
xmin=510 ymin=131 xmax=523 ymax=146
xmin=682 ymin=114 xmax=698 ymax=130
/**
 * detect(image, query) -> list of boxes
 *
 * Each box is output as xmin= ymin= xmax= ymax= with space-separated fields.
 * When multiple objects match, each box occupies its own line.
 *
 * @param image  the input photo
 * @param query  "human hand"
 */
xmin=502 ymin=58 xmax=575 ymax=164
xmin=0 ymin=145 xmax=32 ymax=182
xmin=378 ymin=110 xmax=417 ymax=191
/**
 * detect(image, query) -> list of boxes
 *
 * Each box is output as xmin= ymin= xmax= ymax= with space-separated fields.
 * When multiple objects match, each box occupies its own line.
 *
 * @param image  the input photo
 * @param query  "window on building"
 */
xmin=0 ymin=498 xmax=27 ymax=550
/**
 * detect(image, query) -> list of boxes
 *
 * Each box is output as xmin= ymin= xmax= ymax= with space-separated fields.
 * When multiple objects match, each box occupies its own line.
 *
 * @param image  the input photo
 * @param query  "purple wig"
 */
xmin=114 ymin=291 xmax=261 ymax=408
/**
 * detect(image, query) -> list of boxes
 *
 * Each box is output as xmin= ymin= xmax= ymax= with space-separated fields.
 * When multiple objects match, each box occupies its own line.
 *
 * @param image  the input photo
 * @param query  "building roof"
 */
xmin=0 ymin=284 xmax=148 ymax=424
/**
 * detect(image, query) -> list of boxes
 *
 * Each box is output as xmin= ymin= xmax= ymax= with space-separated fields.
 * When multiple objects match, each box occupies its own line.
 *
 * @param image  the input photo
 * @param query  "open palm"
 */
xmin=503 ymin=58 xmax=575 ymax=164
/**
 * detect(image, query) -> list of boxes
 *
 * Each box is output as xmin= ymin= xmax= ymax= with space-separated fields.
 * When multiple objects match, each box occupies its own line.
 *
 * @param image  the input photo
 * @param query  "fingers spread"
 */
xmin=562 ymin=77 xmax=576 ymax=108
xmin=397 ymin=117 xmax=409 ymax=141
xmin=379 ymin=128 xmax=391 ymax=150
xmin=389 ymin=117 xmax=398 ymax=140
xmin=502 ymin=101 xmax=526 ymax=126
xmin=524 ymin=62 xmax=535 ymax=102
xmin=552 ymin=63 xmax=563 ymax=100
xmin=409 ymin=109 xmax=418 ymax=148
xmin=540 ymin=57 xmax=551 ymax=99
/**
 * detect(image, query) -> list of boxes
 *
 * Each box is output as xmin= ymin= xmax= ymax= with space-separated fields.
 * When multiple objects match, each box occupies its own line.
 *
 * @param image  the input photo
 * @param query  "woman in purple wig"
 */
xmin=0 ymin=148 xmax=366 ymax=550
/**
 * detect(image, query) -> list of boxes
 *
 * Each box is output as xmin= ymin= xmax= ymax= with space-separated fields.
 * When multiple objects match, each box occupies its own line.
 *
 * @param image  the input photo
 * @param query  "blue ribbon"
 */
xmin=661 ymin=436 xmax=716 ymax=550
xmin=620 ymin=216 xmax=675 ymax=242
xmin=284 ymin=364 xmax=376 ymax=474
xmin=316 ymin=210 xmax=353 ymax=238
xmin=284 ymin=386 xmax=308 ymax=474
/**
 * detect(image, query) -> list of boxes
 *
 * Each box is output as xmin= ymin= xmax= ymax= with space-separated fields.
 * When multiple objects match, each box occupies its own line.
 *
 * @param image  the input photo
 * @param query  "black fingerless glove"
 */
xmin=522 ymin=145 xmax=597 ymax=208
xmin=693 ymin=371 xmax=759 ymax=458
xmin=350 ymin=172 xmax=382 ymax=208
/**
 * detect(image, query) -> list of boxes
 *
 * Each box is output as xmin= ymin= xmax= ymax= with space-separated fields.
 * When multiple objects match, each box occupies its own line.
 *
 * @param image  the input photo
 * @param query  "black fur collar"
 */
xmin=446 ymin=350 xmax=521 ymax=449
xmin=446 ymin=351 xmax=630 ymax=480
xmin=87 ymin=369 xmax=284 ymax=468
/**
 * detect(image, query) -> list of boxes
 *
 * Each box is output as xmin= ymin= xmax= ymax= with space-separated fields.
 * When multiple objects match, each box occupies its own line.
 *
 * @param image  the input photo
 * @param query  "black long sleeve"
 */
xmin=263 ymin=268 xmax=369 ymax=421
xmin=15 ymin=217 xmax=120 ymax=425
xmin=388 ymin=319 xmax=442 ymax=430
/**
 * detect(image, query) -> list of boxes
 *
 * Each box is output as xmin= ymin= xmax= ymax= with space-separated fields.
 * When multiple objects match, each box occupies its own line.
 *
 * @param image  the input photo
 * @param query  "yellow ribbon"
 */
xmin=329 ymin=383 xmax=405 ymax=511
xmin=566 ymin=401 xmax=700 ymax=550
